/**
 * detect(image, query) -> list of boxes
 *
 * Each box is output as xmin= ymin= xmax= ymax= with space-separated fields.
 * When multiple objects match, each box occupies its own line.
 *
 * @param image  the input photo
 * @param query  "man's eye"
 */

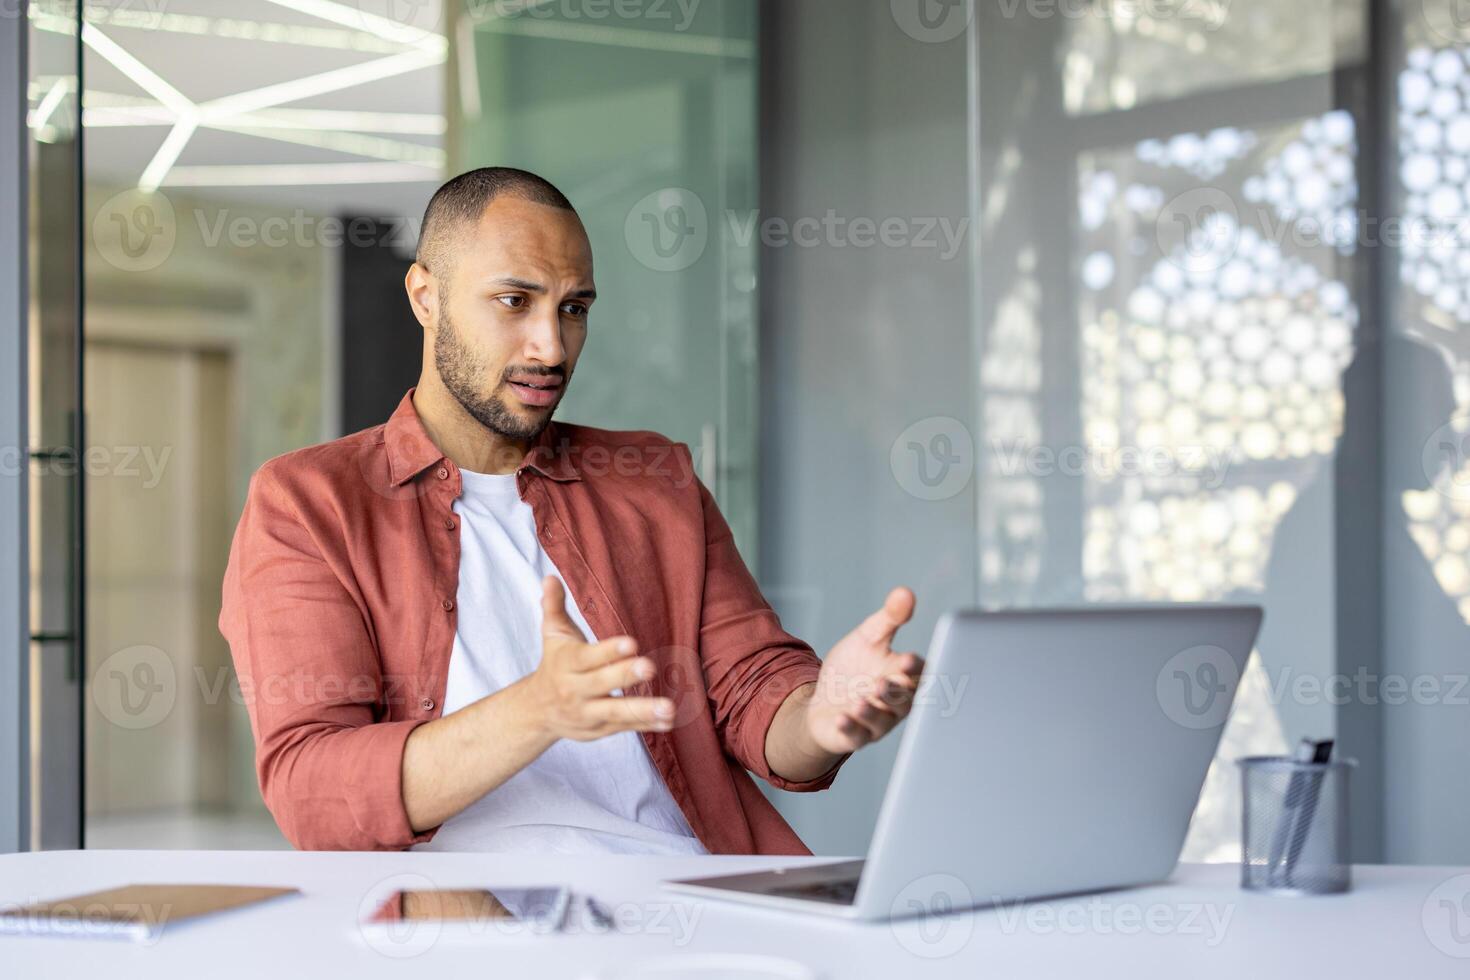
xmin=561 ymin=303 xmax=588 ymax=317
xmin=496 ymin=294 xmax=526 ymax=309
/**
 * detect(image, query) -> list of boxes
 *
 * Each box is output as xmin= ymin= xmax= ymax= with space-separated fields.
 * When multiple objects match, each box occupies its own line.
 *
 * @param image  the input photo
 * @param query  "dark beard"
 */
xmin=434 ymin=306 xmax=560 ymax=444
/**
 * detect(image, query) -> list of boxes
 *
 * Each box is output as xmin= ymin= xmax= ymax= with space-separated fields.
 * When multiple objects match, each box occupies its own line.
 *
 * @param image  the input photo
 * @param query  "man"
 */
xmin=220 ymin=167 xmax=923 ymax=856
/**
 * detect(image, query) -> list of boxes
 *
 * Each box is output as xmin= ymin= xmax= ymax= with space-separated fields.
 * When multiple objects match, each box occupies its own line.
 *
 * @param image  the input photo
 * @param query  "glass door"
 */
xmin=26 ymin=0 xmax=85 ymax=850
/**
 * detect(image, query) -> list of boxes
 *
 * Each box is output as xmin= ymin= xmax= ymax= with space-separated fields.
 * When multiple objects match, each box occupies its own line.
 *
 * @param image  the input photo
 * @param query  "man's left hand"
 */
xmin=804 ymin=587 xmax=924 ymax=754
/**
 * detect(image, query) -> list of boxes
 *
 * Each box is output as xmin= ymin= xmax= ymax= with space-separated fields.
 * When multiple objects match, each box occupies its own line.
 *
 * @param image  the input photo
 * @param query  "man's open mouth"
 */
xmin=507 ymin=375 xmax=564 ymax=407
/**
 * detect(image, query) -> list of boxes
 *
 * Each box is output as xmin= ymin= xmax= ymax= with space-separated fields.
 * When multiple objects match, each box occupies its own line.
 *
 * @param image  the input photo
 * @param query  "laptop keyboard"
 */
xmin=768 ymin=877 xmax=861 ymax=905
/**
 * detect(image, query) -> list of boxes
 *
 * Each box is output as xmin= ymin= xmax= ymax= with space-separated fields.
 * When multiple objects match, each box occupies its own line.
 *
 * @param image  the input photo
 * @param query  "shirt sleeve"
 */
xmin=687 ymin=452 xmax=845 ymax=793
xmin=219 ymin=462 xmax=435 ymax=851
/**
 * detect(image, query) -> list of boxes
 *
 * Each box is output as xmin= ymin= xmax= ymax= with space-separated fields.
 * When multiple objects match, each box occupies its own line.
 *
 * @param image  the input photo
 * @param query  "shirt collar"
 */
xmin=385 ymin=387 xmax=582 ymax=486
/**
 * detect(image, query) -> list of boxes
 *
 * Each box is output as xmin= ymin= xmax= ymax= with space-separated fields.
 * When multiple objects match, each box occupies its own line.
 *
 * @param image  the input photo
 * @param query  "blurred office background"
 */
xmin=8 ymin=0 xmax=1468 ymax=865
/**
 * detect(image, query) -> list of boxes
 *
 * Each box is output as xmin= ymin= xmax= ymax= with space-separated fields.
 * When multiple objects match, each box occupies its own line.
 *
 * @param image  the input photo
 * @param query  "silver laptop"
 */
xmin=666 ymin=605 xmax=1263 ymax=920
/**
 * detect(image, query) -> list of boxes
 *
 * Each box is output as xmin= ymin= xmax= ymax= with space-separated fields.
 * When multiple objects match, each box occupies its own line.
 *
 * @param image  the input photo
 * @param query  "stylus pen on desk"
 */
xmin=1268 ymin=738 xmax=1334 ymax=888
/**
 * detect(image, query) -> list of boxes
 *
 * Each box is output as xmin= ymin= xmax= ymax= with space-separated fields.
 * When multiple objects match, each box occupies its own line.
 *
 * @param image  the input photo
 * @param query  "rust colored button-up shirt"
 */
xmin=219 ymin=389 xmax=836 ymax=855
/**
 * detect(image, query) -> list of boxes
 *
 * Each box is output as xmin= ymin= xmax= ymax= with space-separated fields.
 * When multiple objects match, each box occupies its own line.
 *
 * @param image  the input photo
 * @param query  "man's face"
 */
xmin=425 ymin=195 xmax=596 ymax=443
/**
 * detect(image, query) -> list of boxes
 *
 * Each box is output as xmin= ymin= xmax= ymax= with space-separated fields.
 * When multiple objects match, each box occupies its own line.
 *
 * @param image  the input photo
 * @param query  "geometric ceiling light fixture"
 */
xmin=79 ymin=22 xmax=199 ymax=190
xmin=28 ymin=76 xmax=75 ymax=138
xmin=82 ymin=97 xmax=447 ymax=138
xmin=160 ymin=161 xmax=446 ymax=187
xmin=40 ymin=0 xmax=448 ymax=191
xmin=258 ymin=0 xmax=444 ymax=48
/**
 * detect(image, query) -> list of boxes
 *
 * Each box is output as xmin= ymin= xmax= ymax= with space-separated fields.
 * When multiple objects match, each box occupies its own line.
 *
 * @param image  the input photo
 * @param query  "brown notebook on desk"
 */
xmin=0 ymin=884 xmax=300 ymax=942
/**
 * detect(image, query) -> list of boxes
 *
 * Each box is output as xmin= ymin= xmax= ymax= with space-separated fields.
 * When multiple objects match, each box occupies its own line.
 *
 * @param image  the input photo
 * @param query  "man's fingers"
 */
xmin=580 ymin=655 xmax=655 ymax=696
xmin=540 ymin=576 xmax=585 ymax=639
xmin=891 ymin=652 xmax=925 ymax=678
xmin=846 ymin=699 xmax=894 ymax=738
xmin=871 ymin=674 xmax=918 ymax=711
xmin=835 ymin=714 xmax=873 ymax=748
xmin=857 ymin=586 xmax=916 ymax=646
xmin=585 ymin=696 xmax=676 ymax=731
xmin=574 ymin=635 xmax=640 ymax=672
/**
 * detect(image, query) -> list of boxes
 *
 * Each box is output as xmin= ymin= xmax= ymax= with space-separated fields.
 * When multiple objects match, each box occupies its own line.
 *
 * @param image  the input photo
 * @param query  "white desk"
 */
xmin=1 ymin=850 xmax=1467 ymax=978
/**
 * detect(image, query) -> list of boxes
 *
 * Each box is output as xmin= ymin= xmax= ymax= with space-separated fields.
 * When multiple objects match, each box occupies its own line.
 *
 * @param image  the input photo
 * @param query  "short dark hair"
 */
xmin=416 ymin=166 xmax=577 ymax=275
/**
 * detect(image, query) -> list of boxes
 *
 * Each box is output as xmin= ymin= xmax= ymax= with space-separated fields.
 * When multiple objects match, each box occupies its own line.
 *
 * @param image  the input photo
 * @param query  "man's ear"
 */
xmin=405 ymin=261 xmax=438 ymax=329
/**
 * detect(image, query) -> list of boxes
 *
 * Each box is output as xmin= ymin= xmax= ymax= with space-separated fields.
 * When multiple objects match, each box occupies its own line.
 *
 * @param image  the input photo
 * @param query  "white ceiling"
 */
xmin=43 ymin=0 xmax=448 ymax=220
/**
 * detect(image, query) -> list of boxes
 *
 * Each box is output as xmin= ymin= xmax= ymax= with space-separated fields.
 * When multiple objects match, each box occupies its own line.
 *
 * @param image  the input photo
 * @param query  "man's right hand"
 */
xmin=526 ymin=576 xmax=675 ymax=740
xmin=401 ymin=575 xmax=677 ymax=833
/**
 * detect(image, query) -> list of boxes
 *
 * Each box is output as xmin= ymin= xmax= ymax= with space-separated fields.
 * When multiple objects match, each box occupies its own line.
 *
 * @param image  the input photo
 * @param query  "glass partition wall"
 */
xmin=73 ymin=0 xmax=451 ymax=849
xmin=975 ymin=0 xmax=1470 ymax=864
xmin=975 ymin=0 xmax=1375 ymax=862
xmin=21 ymin=0 xmax=453 ymax=849
xmin=449 ymin=0 xmax=762 ymax=557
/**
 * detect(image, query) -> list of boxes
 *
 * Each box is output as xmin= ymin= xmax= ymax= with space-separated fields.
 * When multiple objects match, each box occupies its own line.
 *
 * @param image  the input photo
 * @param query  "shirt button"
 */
xmin=444 ymin=517 xmax=456 ymax=530
xmin=441 ymin=598 xmax=455 ymax=612
xmin=420 ymin=697 xmax=435 ymax=712
xmin=436 ymin=467 xmax=449 ymax=480
xmin=584 ymin=598 xmax=597 ymax=612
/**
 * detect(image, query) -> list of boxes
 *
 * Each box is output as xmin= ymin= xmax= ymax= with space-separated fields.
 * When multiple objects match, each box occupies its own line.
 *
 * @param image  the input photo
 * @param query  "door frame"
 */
xmin=1 ymin=0 xmax=31 ymax=855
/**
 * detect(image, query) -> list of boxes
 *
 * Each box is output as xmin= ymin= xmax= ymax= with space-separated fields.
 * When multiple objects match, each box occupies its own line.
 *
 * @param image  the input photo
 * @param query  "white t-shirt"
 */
xmin=410 ymin=467 xmax=706 ymax=856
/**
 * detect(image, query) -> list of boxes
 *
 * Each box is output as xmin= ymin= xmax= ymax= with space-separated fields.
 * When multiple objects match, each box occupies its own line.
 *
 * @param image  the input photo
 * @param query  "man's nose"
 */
xmin=523 ymin=309 xmax=566 ymax=365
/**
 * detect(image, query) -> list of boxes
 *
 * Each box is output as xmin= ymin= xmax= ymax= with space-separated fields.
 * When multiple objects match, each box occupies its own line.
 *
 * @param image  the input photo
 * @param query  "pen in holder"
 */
xmin=1238 ymin=751 xmax=1354 ymax=895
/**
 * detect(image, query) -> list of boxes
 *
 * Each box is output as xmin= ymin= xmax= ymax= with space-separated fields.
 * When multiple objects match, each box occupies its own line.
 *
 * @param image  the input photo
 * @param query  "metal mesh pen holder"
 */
xmin=1238 ymin=756 xmax=1355 ymax=895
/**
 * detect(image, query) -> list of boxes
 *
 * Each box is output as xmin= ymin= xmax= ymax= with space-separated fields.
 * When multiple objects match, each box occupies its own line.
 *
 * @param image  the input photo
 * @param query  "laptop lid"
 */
xmin=854 ymin=605 xmax=1261 ymax=919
